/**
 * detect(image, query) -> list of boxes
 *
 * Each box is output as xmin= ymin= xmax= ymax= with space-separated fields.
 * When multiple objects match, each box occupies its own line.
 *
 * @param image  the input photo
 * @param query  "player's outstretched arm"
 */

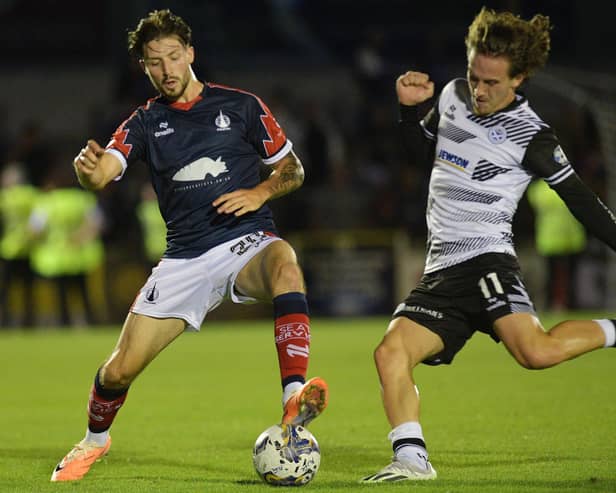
xmin=552 ymin=173 xmax=616 ymax=252
xmin=396 ymin=71 xmax=434 ymax=106
xmin=213 ymin=150 xmax=304 ymax=217
xmin=73 ymin=140 xmax=123 ymax=191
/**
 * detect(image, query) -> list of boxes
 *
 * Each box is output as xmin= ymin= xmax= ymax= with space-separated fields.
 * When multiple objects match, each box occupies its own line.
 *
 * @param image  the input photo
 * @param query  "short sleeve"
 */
xmin=245 ymin=95 xmax=292 ymax=164
xmin=105 ymin=108 xmax=147 ymax=176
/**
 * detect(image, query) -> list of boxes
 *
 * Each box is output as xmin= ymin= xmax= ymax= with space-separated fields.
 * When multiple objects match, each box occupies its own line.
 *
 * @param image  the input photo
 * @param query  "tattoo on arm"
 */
xmin=266 ymin=153 xmax=304 ymax=200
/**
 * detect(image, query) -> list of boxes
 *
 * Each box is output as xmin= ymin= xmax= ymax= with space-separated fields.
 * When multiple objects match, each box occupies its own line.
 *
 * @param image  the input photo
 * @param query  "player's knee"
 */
xmin=274 ymin=261 xmax=304 ymax=292
xmin=513 ymin=347 xmax=554 ymax=370
xmin=374 ymin=343 xmax=392 ymax=375
xmin=101 ymin=361 xmax=137 ymax=388
xmin=374 ymin=340 xmax=407 ymax=375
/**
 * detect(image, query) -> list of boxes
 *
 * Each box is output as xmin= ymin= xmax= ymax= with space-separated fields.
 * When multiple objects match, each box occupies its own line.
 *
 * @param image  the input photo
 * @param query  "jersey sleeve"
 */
xmin=245 ymin=95 xmax=292 ymax=165
xmin=523 ymin=128 xmax=616 ymax=251
xmin=420 ymin=95 xmax=441 ymax=140
xmin=521 ymin=128 xmax=574 ymax=182
xmin=104 ymin=108 xmax=147 ymax=180
xmin=398 ymin=95 xmax=439 ymax=166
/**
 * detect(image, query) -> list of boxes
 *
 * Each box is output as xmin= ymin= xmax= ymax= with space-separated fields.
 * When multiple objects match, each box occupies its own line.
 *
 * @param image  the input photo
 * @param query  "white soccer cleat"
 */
xmin=361 ymin=458 xmax=437 ymax=482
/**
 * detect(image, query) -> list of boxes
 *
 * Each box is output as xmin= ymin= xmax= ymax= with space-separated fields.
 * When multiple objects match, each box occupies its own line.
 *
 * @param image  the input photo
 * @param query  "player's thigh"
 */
xmin=378 ymin=316 xmax=445 ymax=367
xmin=493 ymin=312 xmax=547 ymax=363
xmin=105 ymin=313 xmax=186 ymax=379
xmin=235 ymin=239 xmax=302 ymax=300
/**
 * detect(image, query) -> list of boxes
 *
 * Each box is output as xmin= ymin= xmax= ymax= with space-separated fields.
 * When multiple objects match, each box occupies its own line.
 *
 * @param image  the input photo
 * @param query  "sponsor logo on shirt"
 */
xmin=154 ymin=121 xmax=175 ymax=138
xmin=172 ymin=156 xmax=229 ymax=181
xmin=437 ymin=148 xmax=469 ymax=169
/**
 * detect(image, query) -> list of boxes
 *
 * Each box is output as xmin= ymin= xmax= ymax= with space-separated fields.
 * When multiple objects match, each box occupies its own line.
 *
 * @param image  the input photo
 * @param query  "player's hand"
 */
xmin=396 ymin=71 xmax=434 ymax=106
xmin=74 ymin=139 xmax=105 ymax=176
xmin=213 ymin=188 xmax=268 ymax=217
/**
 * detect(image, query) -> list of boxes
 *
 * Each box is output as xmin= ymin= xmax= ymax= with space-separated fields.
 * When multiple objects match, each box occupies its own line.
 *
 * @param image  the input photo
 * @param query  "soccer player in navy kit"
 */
xmin=51 ymin=9 xmax=328 ymax=481
xmin=363 ymin=8 xmax=616 ymax=482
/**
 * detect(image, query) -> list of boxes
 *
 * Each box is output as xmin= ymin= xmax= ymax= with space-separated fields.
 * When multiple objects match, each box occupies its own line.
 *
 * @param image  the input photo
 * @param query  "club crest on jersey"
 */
xmin=215 ymin=110 xmax=231 ymax=131
xmin=154 ymin=121 xmax=175 ymax=138
xmin=552 ymin=145 xmax=570 ymax=166
xmin=172 ymin=156 xmax=229 ymax=181
xmin=487 ymin=126 xmax=507 ymax=144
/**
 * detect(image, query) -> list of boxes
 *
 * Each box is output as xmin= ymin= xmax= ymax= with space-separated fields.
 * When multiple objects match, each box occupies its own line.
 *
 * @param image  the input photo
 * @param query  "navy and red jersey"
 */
xmin=105 ymin=82 xmax=293 ymax=258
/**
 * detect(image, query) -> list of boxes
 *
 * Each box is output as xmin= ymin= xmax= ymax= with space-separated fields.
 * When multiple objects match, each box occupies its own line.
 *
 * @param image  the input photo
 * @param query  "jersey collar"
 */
xmin=161 ymin=84 xmax=206 ymax=111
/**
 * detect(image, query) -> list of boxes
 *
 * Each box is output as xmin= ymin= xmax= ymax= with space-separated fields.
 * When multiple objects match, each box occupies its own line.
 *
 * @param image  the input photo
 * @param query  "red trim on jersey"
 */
xmin=108 ymin=125 xmax=132 ymax=157
xmin=170 ymin=95 xmax=203 ymax=111
xmin=106 ymin=98 xmax=158 ymax=157
xmin=206 ymin=82 xmax=287 ymax=158
xmin=260 ymin=112 xmax=286 ymax=156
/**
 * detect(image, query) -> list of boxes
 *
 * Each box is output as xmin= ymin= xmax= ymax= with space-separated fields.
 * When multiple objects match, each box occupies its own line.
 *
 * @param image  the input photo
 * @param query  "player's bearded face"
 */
xmin=466 ymin=50 xmax=524 ymax=116
xmin=141 ymin=37 xmax=195 ymax=101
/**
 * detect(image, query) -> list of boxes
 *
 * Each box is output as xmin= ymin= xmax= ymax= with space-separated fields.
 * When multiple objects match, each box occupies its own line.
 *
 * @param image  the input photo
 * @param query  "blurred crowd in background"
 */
xmin=0 ymin=0 xmax=614 ymax=327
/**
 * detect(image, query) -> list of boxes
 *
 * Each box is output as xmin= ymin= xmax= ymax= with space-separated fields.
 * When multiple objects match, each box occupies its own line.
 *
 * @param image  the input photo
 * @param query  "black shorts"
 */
xmin=394 ymin=253 xmax=536 ymax=365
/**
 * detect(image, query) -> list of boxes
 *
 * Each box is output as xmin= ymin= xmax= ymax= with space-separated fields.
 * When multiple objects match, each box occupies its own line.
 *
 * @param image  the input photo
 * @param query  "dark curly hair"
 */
xmin=127 ymin=9 xmax=192 ymax=59
xmin=465 ymin=7 xmax=552 ymax=78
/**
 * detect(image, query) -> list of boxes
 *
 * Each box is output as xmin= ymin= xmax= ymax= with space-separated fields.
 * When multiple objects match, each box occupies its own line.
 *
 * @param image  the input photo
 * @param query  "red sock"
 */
xmin=87 ymin=371 xmax=128 ymax=433
xmin=273 ymin=293 xmax=310 ymax=387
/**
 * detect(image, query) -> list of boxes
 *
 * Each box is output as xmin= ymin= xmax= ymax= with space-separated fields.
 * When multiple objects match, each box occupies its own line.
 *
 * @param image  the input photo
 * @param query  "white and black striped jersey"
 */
xmin=400 ymin=78 xmax=616 ymax=274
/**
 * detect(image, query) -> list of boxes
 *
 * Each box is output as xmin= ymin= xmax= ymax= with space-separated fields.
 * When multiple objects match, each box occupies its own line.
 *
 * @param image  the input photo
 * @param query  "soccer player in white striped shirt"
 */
xmin=364 ymin=7 xmax=616 ymax=483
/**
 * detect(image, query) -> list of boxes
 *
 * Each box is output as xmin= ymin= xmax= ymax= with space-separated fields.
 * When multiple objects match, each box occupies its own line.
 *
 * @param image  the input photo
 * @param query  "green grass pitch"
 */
xmin=1 ymin=313 xmax=615 ymax=492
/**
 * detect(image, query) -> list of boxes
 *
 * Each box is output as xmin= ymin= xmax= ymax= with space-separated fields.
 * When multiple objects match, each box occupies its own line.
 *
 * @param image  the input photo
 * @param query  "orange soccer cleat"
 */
xmin=282 ymin=377 xmax=329 ymax=427
xmin=50 ymin=437 xmax=111 ymax=481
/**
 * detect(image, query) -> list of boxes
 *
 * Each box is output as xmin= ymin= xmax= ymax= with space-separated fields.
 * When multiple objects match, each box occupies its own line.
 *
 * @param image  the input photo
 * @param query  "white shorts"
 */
xmin=131 ymin=231 xmax=281 ymax=330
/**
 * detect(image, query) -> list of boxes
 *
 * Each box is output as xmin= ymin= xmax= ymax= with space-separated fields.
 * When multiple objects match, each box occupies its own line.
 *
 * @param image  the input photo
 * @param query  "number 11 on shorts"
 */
xmin=478 ymin=272 xmax=504 ymax=299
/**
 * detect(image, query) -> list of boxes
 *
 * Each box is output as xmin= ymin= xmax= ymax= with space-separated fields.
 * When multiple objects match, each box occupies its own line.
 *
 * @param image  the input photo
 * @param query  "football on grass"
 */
xmin=252 ymin=424 xmax=320 ymax=486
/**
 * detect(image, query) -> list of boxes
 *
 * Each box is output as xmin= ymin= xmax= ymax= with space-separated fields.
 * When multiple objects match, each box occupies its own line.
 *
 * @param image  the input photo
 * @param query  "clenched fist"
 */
xmin=396 ymin=71 xmax=434 ymax=106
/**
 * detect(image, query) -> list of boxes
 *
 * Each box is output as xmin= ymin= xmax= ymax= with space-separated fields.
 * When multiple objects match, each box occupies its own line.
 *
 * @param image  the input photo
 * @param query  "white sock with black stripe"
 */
xmin=389 ymin=422 xmax=430 ymax=469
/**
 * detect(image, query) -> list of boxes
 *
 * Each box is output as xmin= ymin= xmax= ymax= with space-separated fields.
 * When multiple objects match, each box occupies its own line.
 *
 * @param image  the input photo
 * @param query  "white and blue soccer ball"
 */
xmin=252 ymin=424 xmax=320 ymax=486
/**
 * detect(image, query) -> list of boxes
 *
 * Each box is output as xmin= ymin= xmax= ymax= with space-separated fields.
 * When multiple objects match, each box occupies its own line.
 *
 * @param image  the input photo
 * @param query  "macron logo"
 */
xmin=172 ymin=156 xmax=228 ymax=181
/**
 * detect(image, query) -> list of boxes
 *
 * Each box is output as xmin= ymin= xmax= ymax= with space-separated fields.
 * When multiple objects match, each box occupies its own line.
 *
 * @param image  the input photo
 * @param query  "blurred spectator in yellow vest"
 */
xmin=527 ymin=179 xmax=587 ymax=311
xmin=0 ymin=162 xmax=39 ymax=327
xmin=29 ymin=168 xmax=105 ymax=326
xmin=136 ymin=182 xmax=166 ymax=269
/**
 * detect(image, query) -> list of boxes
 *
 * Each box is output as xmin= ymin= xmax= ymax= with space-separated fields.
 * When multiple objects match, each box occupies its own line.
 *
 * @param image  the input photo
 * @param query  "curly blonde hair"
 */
xmin=465 ymin=7 xmax=552 ymax=78
xmin=128 ymin=9 xmax=192 ymax=59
